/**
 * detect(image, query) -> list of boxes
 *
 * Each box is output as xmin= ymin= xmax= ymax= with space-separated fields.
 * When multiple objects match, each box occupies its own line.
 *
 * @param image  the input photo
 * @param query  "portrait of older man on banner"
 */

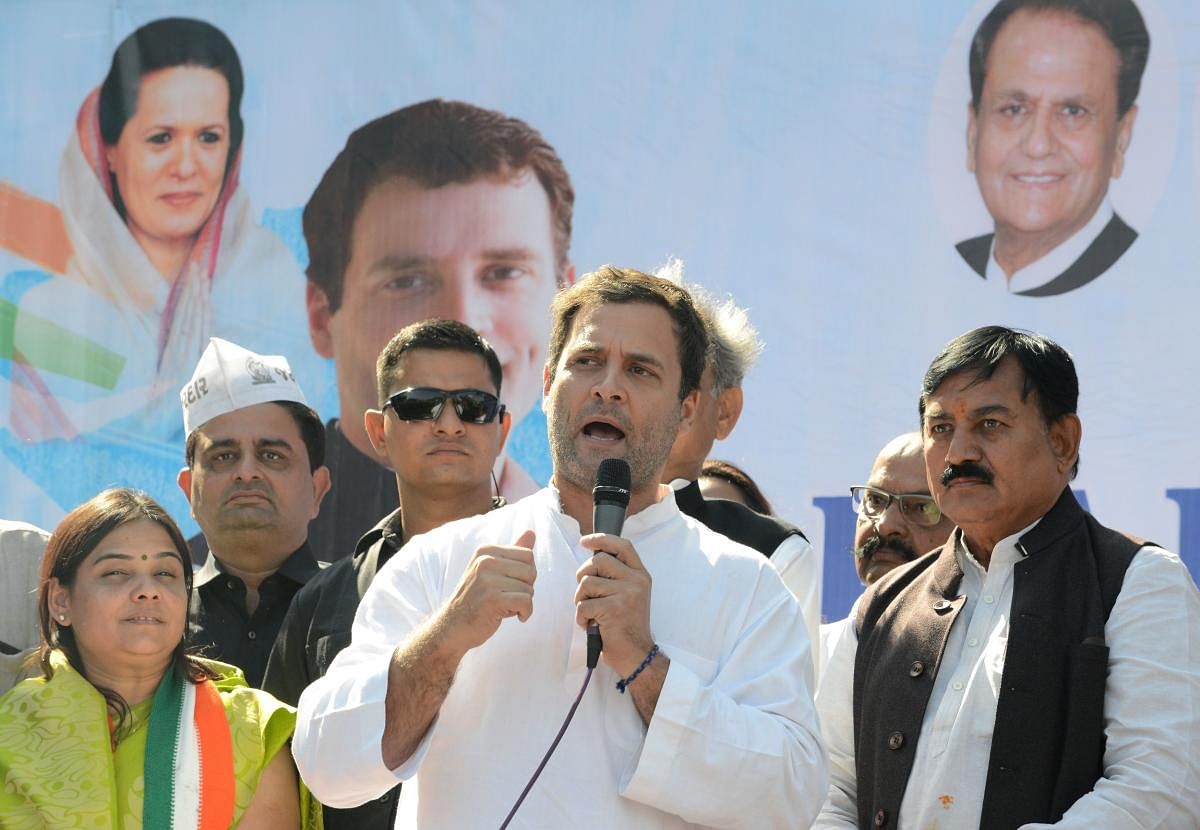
xmin=956 ymin=0 xmax=1149 ymax=296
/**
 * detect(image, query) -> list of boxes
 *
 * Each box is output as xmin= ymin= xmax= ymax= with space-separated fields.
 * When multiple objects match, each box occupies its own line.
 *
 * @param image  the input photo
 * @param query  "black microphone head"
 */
xmin=594 ymin=458 xmax=631 ymax=505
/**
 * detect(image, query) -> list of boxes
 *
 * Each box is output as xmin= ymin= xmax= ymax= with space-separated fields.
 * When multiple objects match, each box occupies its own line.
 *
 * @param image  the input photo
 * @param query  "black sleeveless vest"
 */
xmin=852 ymin=488 xmax=1140 ymax=829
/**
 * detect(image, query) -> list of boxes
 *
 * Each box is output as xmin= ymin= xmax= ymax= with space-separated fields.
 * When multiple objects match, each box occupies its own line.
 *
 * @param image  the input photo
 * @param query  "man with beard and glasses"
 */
xmin=817 ymin=432 xmax=954 ymax=673
xmin=815 ymin=326 xmax=1200 ymax=829
xmin=178 ymin=338 xmax=330 ymax=686
xmin=293 ymin=266 xmax=826 ymax=828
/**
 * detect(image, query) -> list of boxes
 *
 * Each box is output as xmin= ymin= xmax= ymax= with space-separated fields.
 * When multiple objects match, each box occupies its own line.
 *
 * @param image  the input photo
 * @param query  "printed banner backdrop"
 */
xmin=1 ymin=1 xmax=1197 ymax=622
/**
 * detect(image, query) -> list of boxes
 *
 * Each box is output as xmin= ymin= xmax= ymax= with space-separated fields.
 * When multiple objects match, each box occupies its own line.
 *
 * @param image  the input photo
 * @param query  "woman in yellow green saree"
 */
xmin=0 ymin=488 xmax=314 ymax=829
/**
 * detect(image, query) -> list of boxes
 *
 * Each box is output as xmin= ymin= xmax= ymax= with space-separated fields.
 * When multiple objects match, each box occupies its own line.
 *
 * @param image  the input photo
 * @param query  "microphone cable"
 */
xmin=497 ymin=667 xmax=594 ymax=829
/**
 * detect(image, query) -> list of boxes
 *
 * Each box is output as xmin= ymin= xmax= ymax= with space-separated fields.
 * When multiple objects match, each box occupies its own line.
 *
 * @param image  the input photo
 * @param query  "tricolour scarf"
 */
xmin=0 ymin=652 xmax=236 ymax=829
xmin=143 ymin=666 xmax=236 ymax=830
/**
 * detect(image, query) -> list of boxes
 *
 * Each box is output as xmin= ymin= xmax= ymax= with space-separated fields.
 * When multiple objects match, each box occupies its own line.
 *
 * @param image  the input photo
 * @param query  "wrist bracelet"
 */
xmin=616 ymin=644 xmax=660 ymax=694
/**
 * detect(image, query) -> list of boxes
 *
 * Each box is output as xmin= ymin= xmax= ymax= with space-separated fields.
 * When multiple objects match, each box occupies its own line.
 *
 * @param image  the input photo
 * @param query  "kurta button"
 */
xmin=933 ymin=599 xmax=952 ymax=612
xmin=887 ymin=731 xmax=905 ymax=750
xmin=874 ymin=808 xmax=888 ymax=826
xmin=247 ymin=631 xmax=257 ymax=640
xmin=909 ymin=660 xmax=924 ymax=677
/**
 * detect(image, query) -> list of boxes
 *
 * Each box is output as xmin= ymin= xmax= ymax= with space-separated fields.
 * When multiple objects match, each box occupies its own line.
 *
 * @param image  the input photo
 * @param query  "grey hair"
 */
xmin=653 ymin=257 xmax=762 ymax=394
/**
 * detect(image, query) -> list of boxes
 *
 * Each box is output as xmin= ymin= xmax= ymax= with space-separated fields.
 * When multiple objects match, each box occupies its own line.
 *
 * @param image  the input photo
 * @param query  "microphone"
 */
xmin=588 ymin=458 xmax=631 ymax=669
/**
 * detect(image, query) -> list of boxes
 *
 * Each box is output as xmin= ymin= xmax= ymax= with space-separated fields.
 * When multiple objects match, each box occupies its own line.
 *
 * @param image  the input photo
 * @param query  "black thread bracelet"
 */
xmin=616 ymin=644 xmax=660 ymax=693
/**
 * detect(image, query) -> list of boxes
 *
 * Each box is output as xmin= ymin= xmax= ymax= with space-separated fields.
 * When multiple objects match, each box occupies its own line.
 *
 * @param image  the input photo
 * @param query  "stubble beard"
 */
xmin=547 ymin=403 xmax=681 ymax=494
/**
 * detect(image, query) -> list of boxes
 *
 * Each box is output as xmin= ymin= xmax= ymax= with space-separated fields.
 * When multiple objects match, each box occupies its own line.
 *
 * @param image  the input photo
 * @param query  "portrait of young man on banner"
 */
xmin=301 ymin=100 xmax=575 ymax=559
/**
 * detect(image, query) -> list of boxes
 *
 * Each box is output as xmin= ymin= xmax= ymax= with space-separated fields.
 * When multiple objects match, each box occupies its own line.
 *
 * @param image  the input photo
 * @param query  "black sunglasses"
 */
xmin=385 ymin=387 xmax=505 ymax=424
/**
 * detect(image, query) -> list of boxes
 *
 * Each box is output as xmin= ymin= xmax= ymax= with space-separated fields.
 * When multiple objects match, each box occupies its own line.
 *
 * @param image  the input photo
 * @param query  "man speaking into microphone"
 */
xmin=294 ymin=266 xmax=826 ymax=828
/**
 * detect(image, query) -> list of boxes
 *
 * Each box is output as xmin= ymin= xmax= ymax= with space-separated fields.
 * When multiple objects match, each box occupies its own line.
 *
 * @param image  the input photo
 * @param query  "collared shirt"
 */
xmin=815 ymin=524 xmax=1200 ymax=829
xmin=984 ymin=197 xmax=1114 ymax=294
xmin=294 ymin=486 xmax=826 ymax=828
xmin=189 ymin=541 xmax=323 ymax=687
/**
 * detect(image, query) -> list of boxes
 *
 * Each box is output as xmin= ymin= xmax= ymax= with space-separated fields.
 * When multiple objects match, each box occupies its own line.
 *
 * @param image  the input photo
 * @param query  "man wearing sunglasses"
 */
xmin=294 ymin=266 xmax=825 ymax=827
xmin=265 ymin=318 xmax=509 ymax=830
xmin=818 ymin=432 xmax=954 ymax=673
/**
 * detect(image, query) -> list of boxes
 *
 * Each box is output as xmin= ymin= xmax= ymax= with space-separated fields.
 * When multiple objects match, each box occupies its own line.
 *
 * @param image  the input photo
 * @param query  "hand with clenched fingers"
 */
xmin=444 ymin=529 xmax=537 ymax=653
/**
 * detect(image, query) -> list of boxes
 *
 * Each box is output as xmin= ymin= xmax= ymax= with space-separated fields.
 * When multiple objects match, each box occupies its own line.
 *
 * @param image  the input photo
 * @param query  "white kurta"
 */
xmin=294 ymin=487 xmax=827 ymax=828
xmin=814 ymin=525 xmax=1200 ymax=829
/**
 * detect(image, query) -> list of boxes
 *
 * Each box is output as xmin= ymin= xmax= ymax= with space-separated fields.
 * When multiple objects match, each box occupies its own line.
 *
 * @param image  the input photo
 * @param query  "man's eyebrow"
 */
xmin=256 ymin=437 xmax=295 ymax=452
xmin=369 ymin=255 xmax=434 ymax=273
xmin=201 ymin=438 xmax=239 ymax=454
xmin=994 ymin=88 xmax=1030 ymax=101
xmin=924 ymin=403 xmax=1015 ymax=420
xmin=1054 ymin=93 xmax=1099 ymax=108
xmin=481 ymin=247 xmax=538 ymax=262
xmin=626 ymin=351 xmax=666 ymax=370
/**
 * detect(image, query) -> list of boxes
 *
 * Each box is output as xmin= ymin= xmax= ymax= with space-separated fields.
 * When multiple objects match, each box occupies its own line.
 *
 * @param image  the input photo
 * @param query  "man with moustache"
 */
xmin=294 ymin=266 xmax=826 ymax=828
xmin=818 ymin=432 xmax=955 ymax=672
xmin=179 ymin=338 xmax=330 ymax=687
xmin=956 ymin=0 xmax=1149 ymax=296
xmin=815 ymin=326 xmax=1200 ymax=828
xmin=302 ymin=99 xmax=575 ymax=562
xmin=656 ymin=262 xmax=821 ymax=658
xmin=263 ymin=319 xmax=511 ymax=829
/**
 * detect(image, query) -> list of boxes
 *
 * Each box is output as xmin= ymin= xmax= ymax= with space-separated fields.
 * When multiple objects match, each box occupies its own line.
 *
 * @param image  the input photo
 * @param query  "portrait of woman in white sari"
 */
xmin=1 ymin=17 xmax=323 ymax=452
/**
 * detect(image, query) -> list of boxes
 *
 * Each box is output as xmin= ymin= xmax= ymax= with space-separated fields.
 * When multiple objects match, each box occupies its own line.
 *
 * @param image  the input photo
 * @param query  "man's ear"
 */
xmin=966 ymin=100 xmax=978 ymax=174
xmin=363 ymin=408 xmax=389 ymax=461
xmin=1112 ymin=104 xmax=1138 ymax=179
xmin=1050 ymin=414 xmax=1083 ymax=476
xmin=542 ymin=363 xmax=553 ymax=399
xmin=307 ymin=282 xmax=336 ymax=359
xmin=310 ymin=466 xmax=332 ymax=518
xmin=177 ymin=467 xmax=192 ymax=500
xmin=678 ymin=388 xmax=700 ymax=432
xmin=176 ymin=467 xmax=197 ymax=519
xmin=497 ymin=408 xmax=514 ymax=453
xmin=714 ymin=387 xmax=743 ymax=441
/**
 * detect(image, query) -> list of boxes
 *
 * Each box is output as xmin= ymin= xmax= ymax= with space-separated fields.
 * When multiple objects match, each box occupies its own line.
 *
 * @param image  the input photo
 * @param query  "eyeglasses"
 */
xmin=850 ymin=485 xmax=944 ymax=527
xmin=384 ymin=387 xmax=505 ymax=424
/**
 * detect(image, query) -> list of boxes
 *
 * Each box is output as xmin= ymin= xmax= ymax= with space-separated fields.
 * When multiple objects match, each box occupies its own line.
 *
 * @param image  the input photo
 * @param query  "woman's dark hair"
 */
xmin=98 ymin=17 xmax=244 ymax=216
xmin=700 ymin=459 xmax=775 ymax=516
xmin=37 ymin=488 xmax=217 ymax=736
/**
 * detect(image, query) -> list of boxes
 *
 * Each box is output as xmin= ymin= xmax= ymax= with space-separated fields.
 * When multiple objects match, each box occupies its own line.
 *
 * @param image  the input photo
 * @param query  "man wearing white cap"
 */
xmin=178 ymin=337 xmax=331 ymax=687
